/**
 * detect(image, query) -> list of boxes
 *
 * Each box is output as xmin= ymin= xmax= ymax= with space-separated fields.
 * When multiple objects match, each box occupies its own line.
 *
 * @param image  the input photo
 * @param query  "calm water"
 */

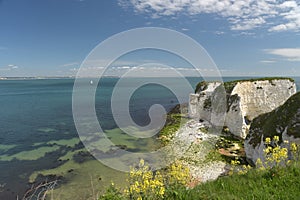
xmin=0 ymin=77 xmax=299 ymax=199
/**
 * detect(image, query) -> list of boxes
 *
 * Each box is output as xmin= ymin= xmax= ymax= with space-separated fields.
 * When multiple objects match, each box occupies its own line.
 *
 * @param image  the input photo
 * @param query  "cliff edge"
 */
xmin=189 ymin=78 xmax=296 ymax=139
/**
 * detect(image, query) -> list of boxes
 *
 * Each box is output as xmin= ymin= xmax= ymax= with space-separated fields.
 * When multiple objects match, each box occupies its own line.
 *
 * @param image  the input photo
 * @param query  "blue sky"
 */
xmin=0 ymin=0 xmax=300 ymax=77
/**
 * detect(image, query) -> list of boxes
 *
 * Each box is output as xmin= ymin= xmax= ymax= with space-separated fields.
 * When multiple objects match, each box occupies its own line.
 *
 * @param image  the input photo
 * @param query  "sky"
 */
xmin=0 ymin=0 xmax=300 ymax=77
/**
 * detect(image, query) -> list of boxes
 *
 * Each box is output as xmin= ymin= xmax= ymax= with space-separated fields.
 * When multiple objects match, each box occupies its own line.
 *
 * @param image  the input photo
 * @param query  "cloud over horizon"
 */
xmin=119 ymin=0 xmax=300 ymax=32
xmin=0 ymin=64 xmax=19 ymax=71
xmin=265 ymin=48 xmax=300 ymax=61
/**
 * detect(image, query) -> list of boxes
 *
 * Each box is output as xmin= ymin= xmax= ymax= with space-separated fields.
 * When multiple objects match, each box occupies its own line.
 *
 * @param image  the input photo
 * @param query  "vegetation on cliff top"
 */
xmin=195 ymin=77 xmax=294 ymax=94
xmin=195 ymin=81 xmax=209 ymax=93
xmin=224 ymin=77 xmax=294 ymax=93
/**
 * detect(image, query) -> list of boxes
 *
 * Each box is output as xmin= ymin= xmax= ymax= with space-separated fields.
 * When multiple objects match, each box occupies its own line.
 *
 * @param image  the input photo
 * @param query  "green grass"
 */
xmin=166 ymin=161 xmax=300 ymax=200
xmin=203 ymin=149 xmax=226 ymax=163
xmin=99 ymin=160 xmax=300 ymax=200
xmin=159 ymin=114 xmax=188 ymax=145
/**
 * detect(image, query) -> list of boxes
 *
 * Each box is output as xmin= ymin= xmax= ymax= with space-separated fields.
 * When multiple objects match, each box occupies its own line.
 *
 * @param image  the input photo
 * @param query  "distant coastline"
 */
xmin=0 ymin=76 xmax=74 ymax=80
xmin=1 ymin=76 xmax=300 ymax=81
xmin=0 ymin=76 xmax=126 ymax=80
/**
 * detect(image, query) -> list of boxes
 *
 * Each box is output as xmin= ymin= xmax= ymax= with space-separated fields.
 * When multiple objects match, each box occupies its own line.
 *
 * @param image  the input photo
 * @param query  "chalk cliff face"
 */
xmin=189 ymin=82 xmax=222 ymax=121
xmin=189 ymin=78 xmax=296 ymax=139
xmin=245 ymin=92 xmax=300 ymax=165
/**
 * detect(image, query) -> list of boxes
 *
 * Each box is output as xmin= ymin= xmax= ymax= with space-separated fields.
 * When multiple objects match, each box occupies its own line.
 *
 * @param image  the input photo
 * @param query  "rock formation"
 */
xmin=245 ymin=92 xmax=300 ymax=165
xmin=189 ymin=78 xmax=296 ymax=138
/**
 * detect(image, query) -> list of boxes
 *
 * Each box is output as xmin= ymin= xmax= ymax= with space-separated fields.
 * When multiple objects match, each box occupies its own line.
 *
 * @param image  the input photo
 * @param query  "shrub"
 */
xmin=124 ymin=159 xmax=165 ymax=200
xmin=256 ymin=136 xmax=297 ymax=170
xmin=100 ymin=159 xmax=191 ymax=200
xmin=230 ymin=136 xmax=299 ymax=176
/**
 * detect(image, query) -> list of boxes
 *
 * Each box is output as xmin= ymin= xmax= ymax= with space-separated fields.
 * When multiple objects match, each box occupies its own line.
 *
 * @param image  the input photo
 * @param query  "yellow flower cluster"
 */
xmin=264 ymin=136 xmax=288 ymax=167
xmin=166 ymin=161 xmax=190 ymax=186
xmin=265 ymin=137 xmax=271 ymax=144
xmin=231 ymin=159 xmax=240 ymax=166
xmin=291 ymin=143 xmax=298 ymax=152
xmin=124 ymin=159 xmax=190 ymax=200
xmin=231 ymin=136 xmax=299 ymax=175
xmin=290 ymin=142 xmax=300 ymax=161
xmin=230 ymin=159 xmax=252 ymax=175
xmin=256 ymin=136 xmax=298 ymax=170
xmin=124 ymin=159 xmax=165 ymax=200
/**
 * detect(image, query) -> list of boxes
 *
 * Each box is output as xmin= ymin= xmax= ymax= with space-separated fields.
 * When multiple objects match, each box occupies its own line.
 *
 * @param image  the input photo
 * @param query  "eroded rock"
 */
xmin=189 ymin=78 xmax=296 ymax=139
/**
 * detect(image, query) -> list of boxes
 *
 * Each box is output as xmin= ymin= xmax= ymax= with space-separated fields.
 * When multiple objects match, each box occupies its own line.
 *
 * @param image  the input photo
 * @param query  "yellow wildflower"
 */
xmin=265 ymin=137 xmax=271 ymax=144
xmin=159 ymin=187 xmax=165 ymax=196
xmin=273 ymin=136 xmax=279 ymax=142
xmin=291 ymin=143 xmax=298 ymax=152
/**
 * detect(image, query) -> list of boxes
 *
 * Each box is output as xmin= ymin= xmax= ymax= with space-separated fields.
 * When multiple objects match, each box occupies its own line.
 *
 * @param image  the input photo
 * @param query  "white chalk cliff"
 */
xmin=189 ymin=78 xmax=296 ymax=139
xmin=244 ymin=92 xmax=300 ymax=165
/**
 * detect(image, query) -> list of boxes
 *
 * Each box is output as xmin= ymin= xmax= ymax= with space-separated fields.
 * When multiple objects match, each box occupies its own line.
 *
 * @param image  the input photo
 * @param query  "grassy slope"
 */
xmin=165 ymin=161 xmax=300 ymax=200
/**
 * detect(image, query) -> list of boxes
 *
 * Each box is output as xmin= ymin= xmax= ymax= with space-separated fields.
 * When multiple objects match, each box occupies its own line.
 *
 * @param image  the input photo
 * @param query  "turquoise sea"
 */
xmin=0 ymin=77 xmax=299 ymax=199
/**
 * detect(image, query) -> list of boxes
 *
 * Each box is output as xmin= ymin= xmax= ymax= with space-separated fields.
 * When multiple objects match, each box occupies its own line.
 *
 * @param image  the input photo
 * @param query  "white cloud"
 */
xmin=60 ymin=62 xmax=79 ymax=67
xmin=119 ymin=0 xmax=300 ymax=32
xmin=83 ymin=59 xmax=142 ymax=68
xmin=265 ymin=48 xmax=300 ymax=61
xmin=260 ymin=60 xmax=276 ymax=63
xmin=117 ymin=66 xmax=131 ymax=69
xmin=239 ymin=31 xmax=255 ymax=36
xmin=214 ymin=31 xmax=225 ymax=35
xmin=0 ymin=64 xmax=19 ymax=71
xmin=231 ymin=17 xmax=266 ymax=31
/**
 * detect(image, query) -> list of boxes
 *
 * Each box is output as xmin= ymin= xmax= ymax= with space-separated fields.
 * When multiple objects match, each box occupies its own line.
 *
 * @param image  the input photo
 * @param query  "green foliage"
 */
xmin=216 ymin=136 xmax=243 ymax=149
xmin=223 ymin=81 xmax=238 ymax=94
xmin=182 ymin=139 xmax=300 ymax=199
xmin=199 ymin=127 xmax=209 ymax=134
xmin=159 ymin=114 xmax=188 ymax=145
xmin=100 ymin=138 xmax=300 ymax=200
xmin=203 ymin=98 xmax=212 ymax=109
xmin=214 ymin=135 xmax=245 ymax=164
xmin=99 ymin=183 xmax=124 ymax=200
xmin=182 ymin=161 xmax=300 ymax=200
xmin=195 ymin=81 xmax=208 ymax=93
xmin=203 ymin=149 xmax=226 ymax=163
xmin=101 ymin=160 xmax=190 ymax=200
xmin=102 ymin=161 xmax=300 ymax=199
xmin=124 ymin=159 xmax=166 ymax=200
xmin=256 ymin=136 xmax=288 ymax=169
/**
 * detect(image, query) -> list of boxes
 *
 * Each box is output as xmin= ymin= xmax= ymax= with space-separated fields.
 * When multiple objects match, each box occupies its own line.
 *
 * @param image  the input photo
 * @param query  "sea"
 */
xmin=0 ymin=77 xmax=299 ymax=199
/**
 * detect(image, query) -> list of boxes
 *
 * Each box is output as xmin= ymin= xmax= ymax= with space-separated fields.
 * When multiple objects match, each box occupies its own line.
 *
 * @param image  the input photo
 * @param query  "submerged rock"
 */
xmin=189 ymin=78 xmax=296 ymax=138
xmin=245 ymin=92 xmax=300 ymax=164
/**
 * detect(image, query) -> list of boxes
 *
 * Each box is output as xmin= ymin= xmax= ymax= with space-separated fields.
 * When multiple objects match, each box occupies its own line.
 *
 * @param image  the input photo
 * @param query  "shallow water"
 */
xmin=0 ymin=77 xmax=299 ymax=199
xmin=0 ymin=77 xmax=197 ymax=199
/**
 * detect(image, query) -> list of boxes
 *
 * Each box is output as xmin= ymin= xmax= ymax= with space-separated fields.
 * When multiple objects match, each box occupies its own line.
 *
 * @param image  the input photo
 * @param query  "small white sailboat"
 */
xmin=90 ymin=80 xmax=93 ymax=85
